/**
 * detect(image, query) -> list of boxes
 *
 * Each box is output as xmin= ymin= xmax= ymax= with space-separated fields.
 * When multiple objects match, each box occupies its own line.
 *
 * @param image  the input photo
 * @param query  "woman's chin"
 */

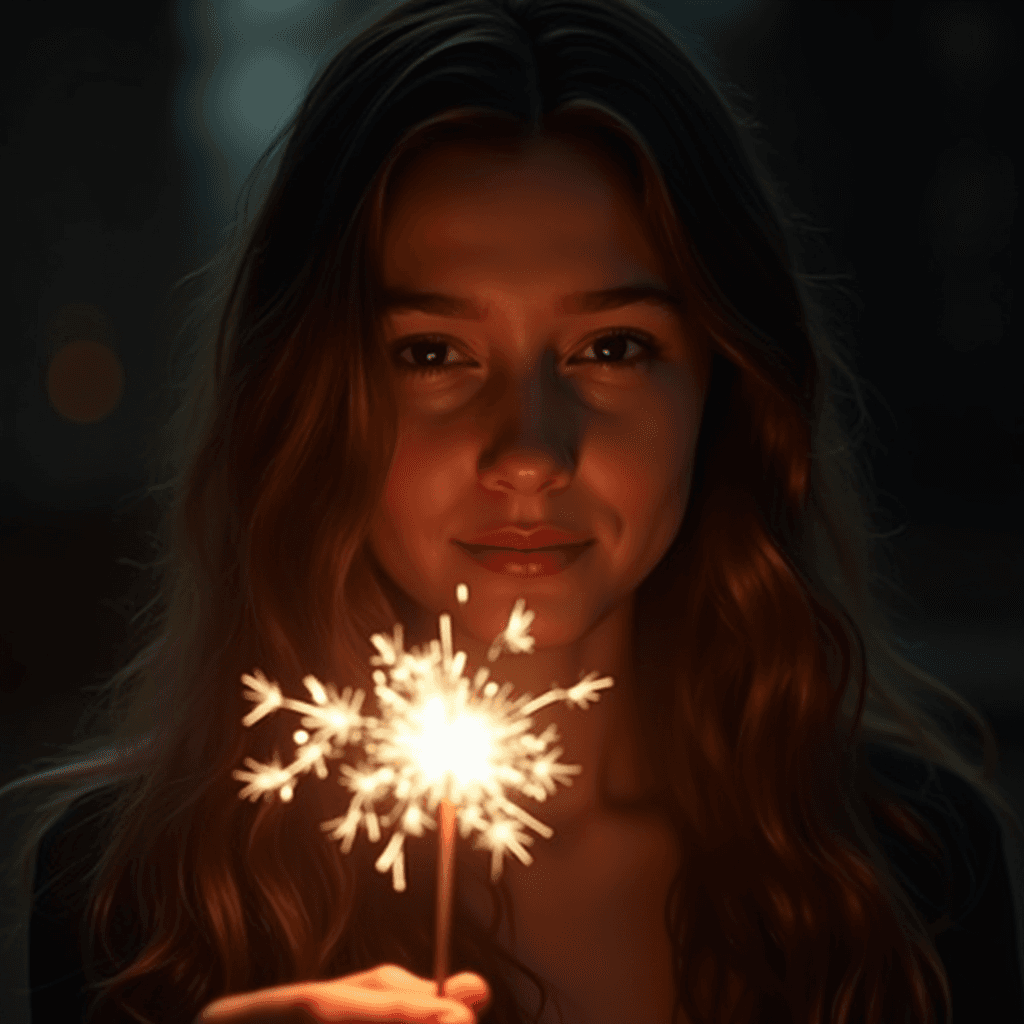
xmin=451 ymin=600 xmax=589 ymax=659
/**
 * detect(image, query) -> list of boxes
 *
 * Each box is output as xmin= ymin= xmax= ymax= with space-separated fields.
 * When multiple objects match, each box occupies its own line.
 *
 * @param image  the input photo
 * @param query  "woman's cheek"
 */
xmin=383 ymin=433 xmax=432 ymax=531
xmin=390 ymin=422 xmax=472 ymax=524
xmin=398 ymin=375 xmax=485 ymax=418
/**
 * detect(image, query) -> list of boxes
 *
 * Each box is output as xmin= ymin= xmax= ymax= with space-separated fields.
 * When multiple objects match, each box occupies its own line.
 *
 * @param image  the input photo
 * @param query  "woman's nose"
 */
xmin=478 ymin=449 xmax=572 ymax=495
xmin=476 ymin=351 xmax=578 ymax=496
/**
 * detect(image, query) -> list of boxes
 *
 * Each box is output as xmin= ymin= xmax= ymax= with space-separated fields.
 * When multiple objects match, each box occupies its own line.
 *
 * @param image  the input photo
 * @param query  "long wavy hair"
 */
xmin=4 ymin=1 xmax=1022 ymax=1022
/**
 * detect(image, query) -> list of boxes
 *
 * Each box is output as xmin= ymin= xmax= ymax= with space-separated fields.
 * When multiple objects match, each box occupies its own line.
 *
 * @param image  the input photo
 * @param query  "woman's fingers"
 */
xmin=309 ymin=983 xmax=478 ymax=1022
xmin=200 ymin=988 xmax=473 ymax=1022
xmin=342 ymin=964 xmax=430 ymax=989
xmin=345 ymin=965 xmax=490 ymax=1012
xmin=196 ymin=965 xmax=489 ymax=1023
xmin=437 ymin=973 xmax=491 ymax=1013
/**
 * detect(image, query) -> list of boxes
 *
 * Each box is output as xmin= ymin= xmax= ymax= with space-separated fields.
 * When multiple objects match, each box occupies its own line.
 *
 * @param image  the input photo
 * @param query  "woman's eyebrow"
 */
xmin=379 ymin=284 xmax=682 ymax=320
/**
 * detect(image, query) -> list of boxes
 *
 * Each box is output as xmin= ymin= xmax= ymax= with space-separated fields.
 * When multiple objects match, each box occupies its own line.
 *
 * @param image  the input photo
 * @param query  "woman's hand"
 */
xmin=197 ymin=963 xmax=492 ymax=1024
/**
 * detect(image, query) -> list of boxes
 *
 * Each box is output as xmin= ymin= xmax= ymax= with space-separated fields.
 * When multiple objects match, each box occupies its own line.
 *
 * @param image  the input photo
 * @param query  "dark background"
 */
xmin=1 ymin=2 xmax=1021 ymax=1021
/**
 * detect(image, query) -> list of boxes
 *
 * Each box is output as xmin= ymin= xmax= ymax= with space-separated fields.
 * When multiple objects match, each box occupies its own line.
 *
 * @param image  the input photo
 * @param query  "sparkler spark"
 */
xmin=233 ymin=589 xmax=614 ymax=891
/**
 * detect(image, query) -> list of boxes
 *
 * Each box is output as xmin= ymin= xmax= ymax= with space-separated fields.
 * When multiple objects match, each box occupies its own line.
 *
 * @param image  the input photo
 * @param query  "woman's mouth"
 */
xmin=453 ymin=541 xmax=594 ymax=577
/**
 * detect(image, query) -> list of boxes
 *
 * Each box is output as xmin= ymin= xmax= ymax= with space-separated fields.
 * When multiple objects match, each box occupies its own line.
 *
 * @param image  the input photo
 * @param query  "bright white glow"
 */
xmin=233 ymin=586 xmax=614 ymax=891
xmin=410 ymin=697 xmax=494 ymax=787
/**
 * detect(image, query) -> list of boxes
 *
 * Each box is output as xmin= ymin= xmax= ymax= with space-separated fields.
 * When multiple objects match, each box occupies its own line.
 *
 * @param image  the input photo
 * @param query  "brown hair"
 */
xmin=4 ymin=1 xmax=1021 ymax=1022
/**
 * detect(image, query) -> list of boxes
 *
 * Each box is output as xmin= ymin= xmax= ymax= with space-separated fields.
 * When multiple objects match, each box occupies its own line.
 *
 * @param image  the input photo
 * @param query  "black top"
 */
xmin=29 ymin=745 xmax=1024 ymax=1023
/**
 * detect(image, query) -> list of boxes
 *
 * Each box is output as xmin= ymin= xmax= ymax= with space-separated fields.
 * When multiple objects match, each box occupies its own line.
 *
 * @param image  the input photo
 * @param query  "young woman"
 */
xmin=7 ymin=1 xmax=1023 ymax=1022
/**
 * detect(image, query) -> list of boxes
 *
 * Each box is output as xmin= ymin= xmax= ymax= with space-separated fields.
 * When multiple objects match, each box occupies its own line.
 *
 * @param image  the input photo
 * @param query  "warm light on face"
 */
xmin=369 ymin=135 xmax=711 ymax=660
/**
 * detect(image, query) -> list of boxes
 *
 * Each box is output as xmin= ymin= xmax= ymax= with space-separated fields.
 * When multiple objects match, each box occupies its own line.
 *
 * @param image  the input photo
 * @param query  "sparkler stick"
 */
xmin=434 ymin=796 xmax=457 ymax=995
xmin=232 ymin=582 xmax=614 ymax=997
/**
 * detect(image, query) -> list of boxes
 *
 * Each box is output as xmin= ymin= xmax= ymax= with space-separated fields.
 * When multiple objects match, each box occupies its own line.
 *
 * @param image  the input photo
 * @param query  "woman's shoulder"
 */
xmin=33 ymin=786 xmax=121 ymax=913
xmin=29 ymin=785 xmax=124 ymax=1023
xmin=862 ymin=741 xmax=1024 ymax=1018
xmin=861 ymin=742 xmax=1007 ymax=917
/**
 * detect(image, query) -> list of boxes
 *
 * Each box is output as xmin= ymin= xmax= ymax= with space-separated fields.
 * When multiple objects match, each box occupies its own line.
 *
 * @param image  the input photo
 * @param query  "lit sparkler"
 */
xmin=232 ymin=583 xmax=614 ymax=993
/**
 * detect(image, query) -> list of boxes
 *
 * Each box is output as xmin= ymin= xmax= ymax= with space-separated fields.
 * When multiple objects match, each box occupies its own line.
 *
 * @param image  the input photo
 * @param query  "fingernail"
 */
xmin=439 ymin=1011 xmax=472 ymax=1024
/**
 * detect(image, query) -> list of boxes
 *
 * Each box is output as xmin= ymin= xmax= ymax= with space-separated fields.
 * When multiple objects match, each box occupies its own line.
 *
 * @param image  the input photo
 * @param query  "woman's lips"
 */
xmin=454 ymin=541 xmax=593 ymax=577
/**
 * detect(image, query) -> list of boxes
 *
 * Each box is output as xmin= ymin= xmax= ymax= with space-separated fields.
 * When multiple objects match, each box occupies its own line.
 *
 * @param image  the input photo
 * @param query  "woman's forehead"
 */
xmin=378 ymin=136 xmax=662 ymax=292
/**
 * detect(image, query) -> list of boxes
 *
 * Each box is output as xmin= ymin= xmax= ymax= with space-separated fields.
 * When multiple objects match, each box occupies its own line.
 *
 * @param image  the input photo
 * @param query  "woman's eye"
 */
xmin=393 ymin=338 xmax=469 ymax=375
xmin=392 ymin=330 xmax=658 ymax=377
xmin=571 ymin=330 xmax=656 ymax=367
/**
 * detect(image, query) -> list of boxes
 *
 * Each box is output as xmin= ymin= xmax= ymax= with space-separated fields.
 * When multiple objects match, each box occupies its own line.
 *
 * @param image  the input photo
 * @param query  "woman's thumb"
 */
xmin=443 ymin=972 xmax=491 ymax=1011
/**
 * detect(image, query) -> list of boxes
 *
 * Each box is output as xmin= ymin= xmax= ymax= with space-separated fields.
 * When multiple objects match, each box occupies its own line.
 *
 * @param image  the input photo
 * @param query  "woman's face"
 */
xmin=368 ymin=134 xmax=710 ymax=655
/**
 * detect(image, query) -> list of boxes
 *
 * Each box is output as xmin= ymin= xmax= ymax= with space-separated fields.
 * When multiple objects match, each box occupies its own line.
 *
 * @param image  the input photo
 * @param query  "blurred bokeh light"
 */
xmin=47 ymin=340 xmax=125 ymax=424
xmin=44 ymin=303 xmax=124 ymax=424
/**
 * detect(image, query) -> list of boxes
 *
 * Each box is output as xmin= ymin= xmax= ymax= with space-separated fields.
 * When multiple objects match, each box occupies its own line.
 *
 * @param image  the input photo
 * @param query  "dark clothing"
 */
xmin=862 ymin=745 xmax=1024 ymax=1022
xmin=29 ymin=786 xmax=122 ymax=1024
xmin=29 ymin=745 xmax=1024 ymax=1022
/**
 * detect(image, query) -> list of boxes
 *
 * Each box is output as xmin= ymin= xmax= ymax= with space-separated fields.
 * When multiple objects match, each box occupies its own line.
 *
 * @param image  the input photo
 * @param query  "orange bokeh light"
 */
xmin=47 ymin=339 xmax=125 ymax=424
